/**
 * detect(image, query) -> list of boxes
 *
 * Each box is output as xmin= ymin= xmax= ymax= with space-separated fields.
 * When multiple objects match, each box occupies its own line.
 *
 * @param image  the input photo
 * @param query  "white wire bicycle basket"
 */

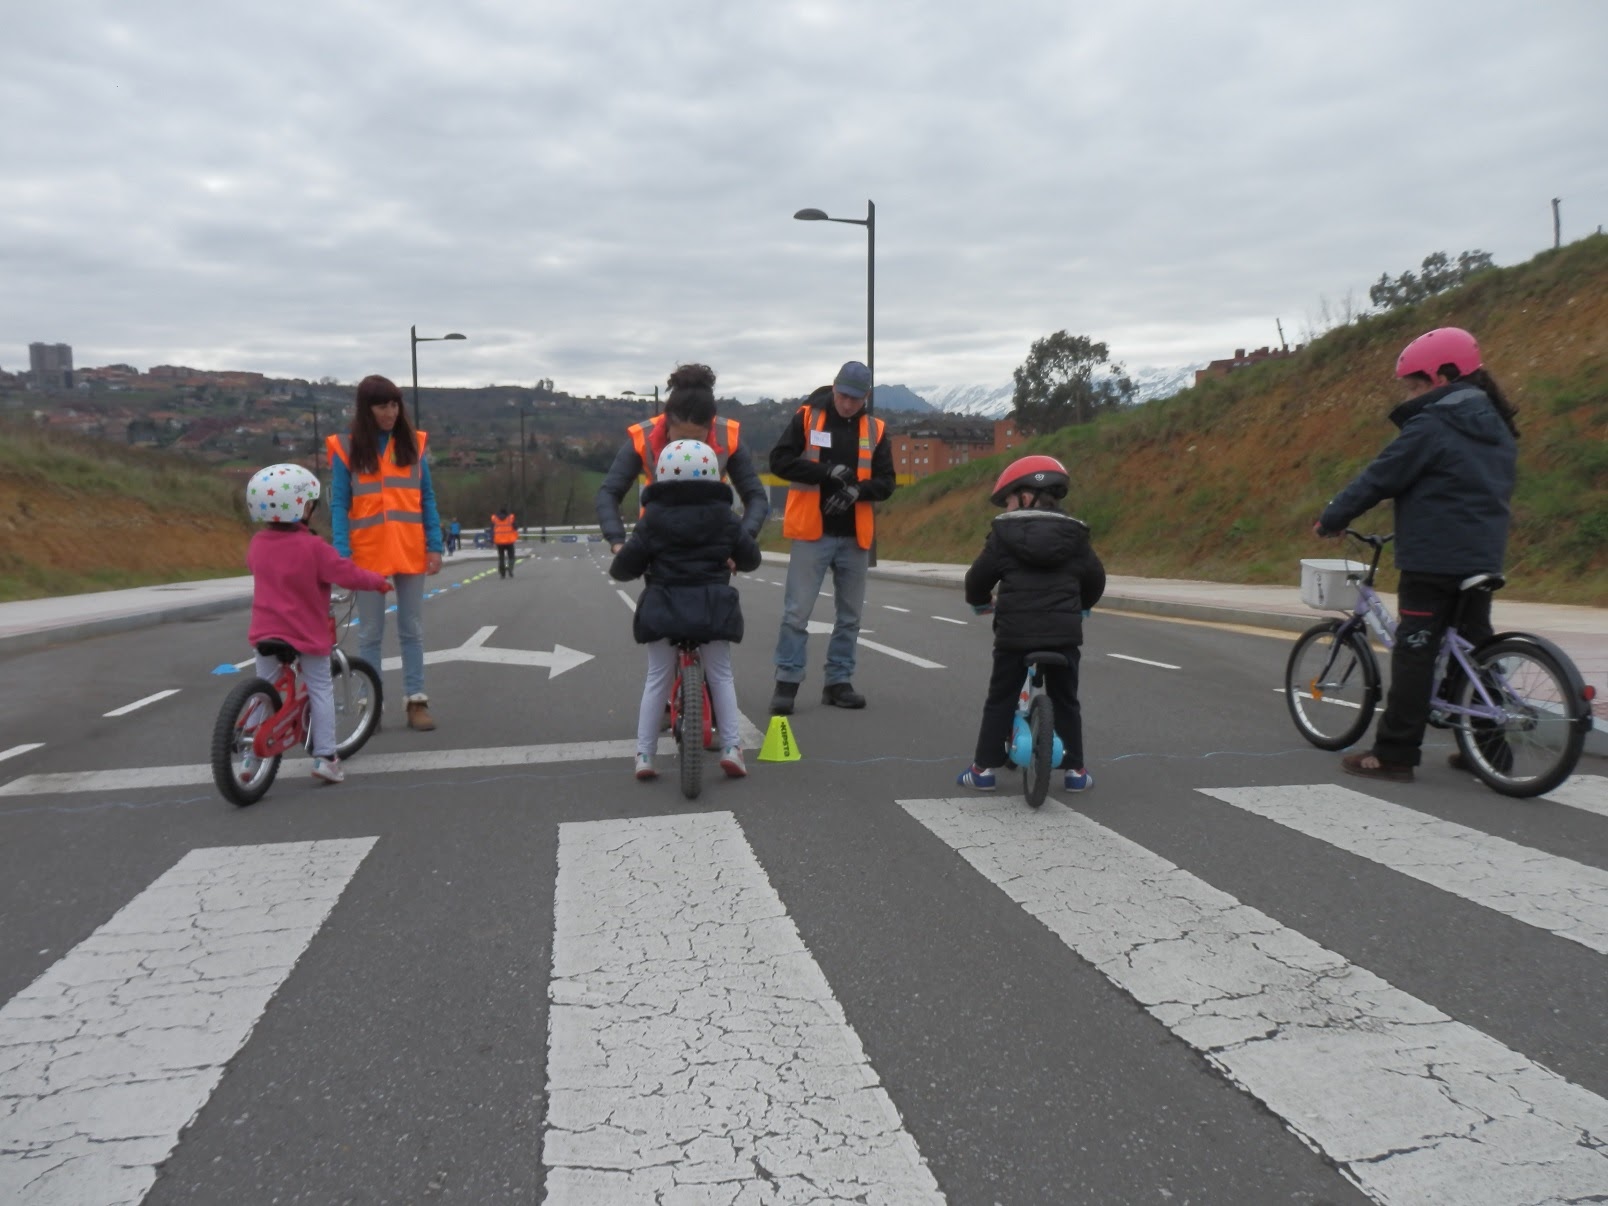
xmin=1299 ymin=559 xmax=1366 ymax=611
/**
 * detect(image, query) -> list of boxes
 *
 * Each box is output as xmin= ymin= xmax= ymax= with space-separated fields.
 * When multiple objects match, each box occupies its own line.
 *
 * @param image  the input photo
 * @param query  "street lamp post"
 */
xmin=509 ymin=400 xmax=545 ymax=542
xmin=621 ymin=385 xmax=660 ymax=416
xmin=409 ymin=326 xmax=467 ymax=431
xmin=795 ymin=199 xmax=876 ymax=563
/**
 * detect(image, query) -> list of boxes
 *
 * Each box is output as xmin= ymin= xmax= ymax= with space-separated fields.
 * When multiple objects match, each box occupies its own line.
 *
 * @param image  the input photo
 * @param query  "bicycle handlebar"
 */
xmin=1342 ymin=530 xmax=1394 ymax=548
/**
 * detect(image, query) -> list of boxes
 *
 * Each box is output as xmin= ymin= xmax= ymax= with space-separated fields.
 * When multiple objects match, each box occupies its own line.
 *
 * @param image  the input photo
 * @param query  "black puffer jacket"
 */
xmin=609 ymin=478 xmax=762 ymax=644
xmin=1320 ymin=384 xmax=1516 ymax=575
xmin=964 ymin=508 xmax=1106 ymax=650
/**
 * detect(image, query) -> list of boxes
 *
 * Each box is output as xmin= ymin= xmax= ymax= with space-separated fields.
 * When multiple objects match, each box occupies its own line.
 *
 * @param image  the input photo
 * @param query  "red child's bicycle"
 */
xmin=667 ymin=639 xmax=717 ymax=800
xmin=210 ymin=593 xmax=383 ymax=806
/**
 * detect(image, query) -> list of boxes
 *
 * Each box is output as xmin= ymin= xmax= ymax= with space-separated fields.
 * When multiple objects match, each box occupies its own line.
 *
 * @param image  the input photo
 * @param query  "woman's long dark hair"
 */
xmin=1403 ymin=363 xmax=1520 ymax=438
xmin=663 ymin=363 xmax=717 ymax=426
xmin=348 ymin=375 xmax=419 ymax=473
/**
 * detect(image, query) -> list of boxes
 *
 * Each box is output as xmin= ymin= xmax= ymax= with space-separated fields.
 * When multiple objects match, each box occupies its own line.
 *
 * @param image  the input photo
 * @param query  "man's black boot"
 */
xmin=822 ymin=682 xmax=866 ymax=709
xmin=770 ymin=681 xmax=799 ymax=715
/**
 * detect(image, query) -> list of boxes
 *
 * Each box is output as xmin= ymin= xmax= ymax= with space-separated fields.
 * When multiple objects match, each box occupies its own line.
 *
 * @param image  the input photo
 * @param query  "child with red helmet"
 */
xmin=1315 ymin=326 xmax=1519 ymax=782
xmin=957 ymin=455 xmax=1106 ymax=792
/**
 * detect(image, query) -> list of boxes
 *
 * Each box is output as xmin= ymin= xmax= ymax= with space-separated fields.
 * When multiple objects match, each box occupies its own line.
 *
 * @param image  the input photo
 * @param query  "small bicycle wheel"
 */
xmin=1285 ymin=621 xmax=1379 ymax=750
xmin=331 ymin=654 xmax=383 ymax=759
xmin=1023 ymin=693 xmax=1054 ymax=809
xmin=678 ymin=655 xmax=704 ymax=800
xmin=211 ymin=679 xmax=283 ymax=806
xmin=1454 ymin=639 xmax=1586 ymax=798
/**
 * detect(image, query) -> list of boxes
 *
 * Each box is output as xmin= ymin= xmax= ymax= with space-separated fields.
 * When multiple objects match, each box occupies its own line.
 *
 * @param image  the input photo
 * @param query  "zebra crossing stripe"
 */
xmin=1544 ymin=773 xmax=1608 ymax=818
xmin=1198 ymin=783 xmax=1608 ymax=955
xmin=899 ymin=795 xmax=1608 ymax=1205
xmin=544 ymin=811 xmax=944 ymax=1204
xmin=0 ymin=838 xmax=376 ymax=1206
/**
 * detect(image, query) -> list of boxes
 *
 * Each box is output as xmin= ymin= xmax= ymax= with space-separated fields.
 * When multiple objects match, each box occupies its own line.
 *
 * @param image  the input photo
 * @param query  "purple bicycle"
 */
xmin=1285 ymin=530 xmax=1594 ymax=798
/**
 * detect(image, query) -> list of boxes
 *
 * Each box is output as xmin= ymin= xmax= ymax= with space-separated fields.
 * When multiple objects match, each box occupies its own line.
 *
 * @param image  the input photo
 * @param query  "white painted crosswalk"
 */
xmin=3 ymin=778 xmax=1606 ymax=1203
xmin=0 ymin=838 xmax=376 ymax=1206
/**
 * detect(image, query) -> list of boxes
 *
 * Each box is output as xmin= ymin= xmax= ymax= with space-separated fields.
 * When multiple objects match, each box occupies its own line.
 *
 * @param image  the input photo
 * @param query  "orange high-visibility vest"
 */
xmin=627 ymin=416 xmax=740 ymax=515
xmin=326 ymin=431 xmax=429 ymax=575
xmin=782 ymin=405 xmax=883 ymax=549
xmin=491 ymin=513 xmax=518 ymax=545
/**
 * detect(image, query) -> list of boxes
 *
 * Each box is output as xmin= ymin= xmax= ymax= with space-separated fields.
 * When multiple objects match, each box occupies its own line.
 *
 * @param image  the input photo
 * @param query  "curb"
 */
xmin=0 ymin=594 xmax=254 ymax=659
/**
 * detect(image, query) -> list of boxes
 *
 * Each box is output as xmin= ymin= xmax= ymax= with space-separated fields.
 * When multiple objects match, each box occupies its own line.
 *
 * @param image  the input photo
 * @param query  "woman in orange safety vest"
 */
xmin=328 ymin=374 xmax=444 ymax=731
xmin=491 ymin=506 xmax=518 ymax=578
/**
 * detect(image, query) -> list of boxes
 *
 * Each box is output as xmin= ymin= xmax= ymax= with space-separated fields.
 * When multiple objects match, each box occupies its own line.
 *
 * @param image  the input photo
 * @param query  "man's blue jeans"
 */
xmin=773 ymin=535 xmax=868 ymax=686
xmin=357 ymin=572 xmax=426 ymax=698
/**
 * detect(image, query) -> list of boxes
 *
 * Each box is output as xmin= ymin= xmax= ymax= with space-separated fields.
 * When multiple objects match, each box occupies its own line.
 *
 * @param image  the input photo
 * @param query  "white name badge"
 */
xmin=809 ymin=429 xmax=833 ymax=448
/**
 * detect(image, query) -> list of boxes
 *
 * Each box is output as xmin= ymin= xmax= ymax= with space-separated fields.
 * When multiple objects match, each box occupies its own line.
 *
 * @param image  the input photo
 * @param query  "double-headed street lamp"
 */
xmin=621 ymin=385 xmax=660 ymax=416
xmin=409 ymin=326 xmax=467 ymax=431
xmin=794 ymin=200 xmax=875 ymax=416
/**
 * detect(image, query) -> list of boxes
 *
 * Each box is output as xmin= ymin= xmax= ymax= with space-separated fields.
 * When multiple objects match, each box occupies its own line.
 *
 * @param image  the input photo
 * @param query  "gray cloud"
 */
xmin=4 ymin=0 xmax=1605 ymax=399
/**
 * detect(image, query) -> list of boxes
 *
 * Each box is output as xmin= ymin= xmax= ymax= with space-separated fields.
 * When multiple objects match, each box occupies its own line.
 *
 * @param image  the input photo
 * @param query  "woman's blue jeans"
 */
xmin=356 ymin=572 xmax=426 ymax=698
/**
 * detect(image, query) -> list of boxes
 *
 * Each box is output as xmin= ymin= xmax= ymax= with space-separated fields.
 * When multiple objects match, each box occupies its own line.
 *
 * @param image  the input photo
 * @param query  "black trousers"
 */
xmin=1373 ymin=571 xmax=1494 ymax=766
xmin=496 ymin=544 xmax=516 ymax=574
xmin=974 ymin=645 xmax=1084 ymax=771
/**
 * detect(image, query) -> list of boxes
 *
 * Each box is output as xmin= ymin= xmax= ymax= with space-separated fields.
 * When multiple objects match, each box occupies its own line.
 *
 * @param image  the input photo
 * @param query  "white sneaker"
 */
xmin=720 ymin=746 xmax=747 ymax=778
xmin=634 ymin=754 xmax=657 ymax=780
xmin=312 ymin=756 xmax=345 ymax=785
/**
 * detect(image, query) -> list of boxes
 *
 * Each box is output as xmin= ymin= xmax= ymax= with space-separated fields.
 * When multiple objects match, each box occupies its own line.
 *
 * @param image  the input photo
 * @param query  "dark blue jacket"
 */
xmin=609 ymin=478 xmax=762 ymax=644
xmin=964 ymin=508 xmax=1106 ymax=651
xmin=1320 ymin=384 xmax=1516 ymax=575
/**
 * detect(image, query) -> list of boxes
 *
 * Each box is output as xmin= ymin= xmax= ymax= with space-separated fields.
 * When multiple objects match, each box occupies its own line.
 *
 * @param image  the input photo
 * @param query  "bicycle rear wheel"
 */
xmin=331 ymin=655 xmax=383 ymax=759
xmin=211 ymin=679 xmax=283 ymax=806
xmin=1285 ymin=621 xmax=1379 ymax=750
xmin=1454 ymin=638 xmax=1586 ymax=798
xmin=678 ymin=656 xmax=704 ymax=800
xmin=1023 ymin=694 xmax=1054 ymax=809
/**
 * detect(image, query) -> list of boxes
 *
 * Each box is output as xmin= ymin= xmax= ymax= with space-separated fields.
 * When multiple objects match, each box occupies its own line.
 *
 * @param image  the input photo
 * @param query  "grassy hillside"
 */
xmin=875 ymin=235 xmax=1608 ymax=606
xmin=0 ymin=420 xmax=255 ymax=601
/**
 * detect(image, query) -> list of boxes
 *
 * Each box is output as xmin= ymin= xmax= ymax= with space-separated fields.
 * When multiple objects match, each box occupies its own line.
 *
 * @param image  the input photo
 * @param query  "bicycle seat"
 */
xmin=1458 ymin=573 xmax=1505 ymax=594
xmin=254 ymin=639 xmax=300 ymax=663
xmin=1024 ymin=651 xmax=1068 ymax=669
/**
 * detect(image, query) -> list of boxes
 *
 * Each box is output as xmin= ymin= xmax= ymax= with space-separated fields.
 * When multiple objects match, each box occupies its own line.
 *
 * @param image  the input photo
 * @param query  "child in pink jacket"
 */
xmin=244 ymin=463 xmax=390 ymax=784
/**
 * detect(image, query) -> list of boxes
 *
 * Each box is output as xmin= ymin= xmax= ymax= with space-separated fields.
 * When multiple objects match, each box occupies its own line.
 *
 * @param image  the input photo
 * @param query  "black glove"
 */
xmin=821 ymin=483 xmax=860 ymax=516
xmin=827 ymin=463 xmax=854 ymax=485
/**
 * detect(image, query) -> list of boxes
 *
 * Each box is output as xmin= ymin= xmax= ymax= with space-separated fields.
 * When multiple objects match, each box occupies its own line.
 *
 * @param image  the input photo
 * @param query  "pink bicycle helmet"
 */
xmin=1395 ymin=327 xmax=1482 ymax=380
xmin=990 ymin=455 xmax=1069 ymax=507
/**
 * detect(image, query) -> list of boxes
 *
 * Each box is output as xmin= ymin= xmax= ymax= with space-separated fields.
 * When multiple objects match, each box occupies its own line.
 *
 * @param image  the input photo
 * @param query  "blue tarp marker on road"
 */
xmin=210 ymin=663 xmax=240 ymax=675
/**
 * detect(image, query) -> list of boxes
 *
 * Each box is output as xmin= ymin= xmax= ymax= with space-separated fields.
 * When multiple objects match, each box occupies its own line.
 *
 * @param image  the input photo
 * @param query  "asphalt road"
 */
xmin=2 ymin=542 xmax=1606 ymax=1205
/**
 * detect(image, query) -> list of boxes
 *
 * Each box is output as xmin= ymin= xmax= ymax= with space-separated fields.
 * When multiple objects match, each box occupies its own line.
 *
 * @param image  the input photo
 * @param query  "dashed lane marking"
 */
xmin=0 ymin=743 xmax=43 ymax=764
xmin=102 ymin=689 xmax=180 ymax=717
xmin=883 ymin=605 xmax=910 ymax=612
xmin=1107 ymin=653 xmax=1181 ymax=670
xmin=932 ymin=615 xmax=968 ymax=625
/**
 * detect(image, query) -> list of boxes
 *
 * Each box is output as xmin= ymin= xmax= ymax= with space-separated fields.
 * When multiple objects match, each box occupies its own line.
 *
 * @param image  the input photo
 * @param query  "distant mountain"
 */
xmin=887 ymin=364 xmax=1204 ymax=420
xmin=870 ymin=384 xmax=937 ymax=412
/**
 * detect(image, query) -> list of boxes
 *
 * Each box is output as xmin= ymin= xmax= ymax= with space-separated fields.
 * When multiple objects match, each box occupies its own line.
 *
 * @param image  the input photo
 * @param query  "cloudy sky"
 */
xmin=5 ymin=0 xmax=1605 ymax=401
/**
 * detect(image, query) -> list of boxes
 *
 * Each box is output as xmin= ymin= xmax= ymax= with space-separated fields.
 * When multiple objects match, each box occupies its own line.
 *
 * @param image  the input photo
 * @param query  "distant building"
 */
xmin=1193 ymin=345 xmax=1302 ymax=385
xmin=29 ymin=342 xmax=74 ymax=390
xmin=884 ymin=418 xmax=1023 ymax=483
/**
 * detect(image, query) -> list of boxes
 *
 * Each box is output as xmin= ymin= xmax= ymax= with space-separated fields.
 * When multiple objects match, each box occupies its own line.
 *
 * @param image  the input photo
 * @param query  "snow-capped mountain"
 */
xmin=893 ymin=365 xmax=1203 ymax=420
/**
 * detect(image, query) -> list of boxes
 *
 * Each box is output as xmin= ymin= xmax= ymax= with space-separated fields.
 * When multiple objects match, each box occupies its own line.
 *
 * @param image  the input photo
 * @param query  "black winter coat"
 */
xmin=1319 ymin=384 xmax=1516 ymax=575
xmin=609 ymin=478 xmax=762 ymax=644
xmin=964 ymin=509 xmax=1106 ymax=651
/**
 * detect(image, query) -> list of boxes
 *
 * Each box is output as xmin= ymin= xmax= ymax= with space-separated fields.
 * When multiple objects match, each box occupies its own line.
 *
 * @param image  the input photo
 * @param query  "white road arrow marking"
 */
xmin=378 ymin=626 xmax=593 ymax=678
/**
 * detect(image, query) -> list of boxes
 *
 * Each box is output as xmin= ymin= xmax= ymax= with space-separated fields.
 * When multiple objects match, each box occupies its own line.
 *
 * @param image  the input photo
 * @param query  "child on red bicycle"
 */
xmin=245 ymin=464 xmax=391 ymax=784
xmin=610 ymin=438 xmax=762 ymax=780
xmin=957 ymin=456 xmax=1106 ymax=793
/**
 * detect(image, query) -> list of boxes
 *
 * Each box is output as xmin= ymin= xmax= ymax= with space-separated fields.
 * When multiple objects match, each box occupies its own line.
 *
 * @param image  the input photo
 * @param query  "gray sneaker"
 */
xmin=311 ymin=756 xmax=345 ymax=785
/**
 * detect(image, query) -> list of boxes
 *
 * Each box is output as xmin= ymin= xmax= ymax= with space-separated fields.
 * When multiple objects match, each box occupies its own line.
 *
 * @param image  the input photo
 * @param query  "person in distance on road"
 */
xmin=595 ymin=363 xmax=768 ymax=556
xmin=326 ymin=374 xmax=445 ymax=732
xmin=491 ymin=505 xmax=518 ymax=578
xmin=1314 ymin=326 xmax=1519 ymax=783
xmin=610 ymin=439 xmax=763 ymax=782
xmin=243 ymin=463 xmax=392 ymax=785
xmin=767 ymin=360 xmax=897 ymax=714
xmin=956 ymin=455 xmax=1105 ymax=793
